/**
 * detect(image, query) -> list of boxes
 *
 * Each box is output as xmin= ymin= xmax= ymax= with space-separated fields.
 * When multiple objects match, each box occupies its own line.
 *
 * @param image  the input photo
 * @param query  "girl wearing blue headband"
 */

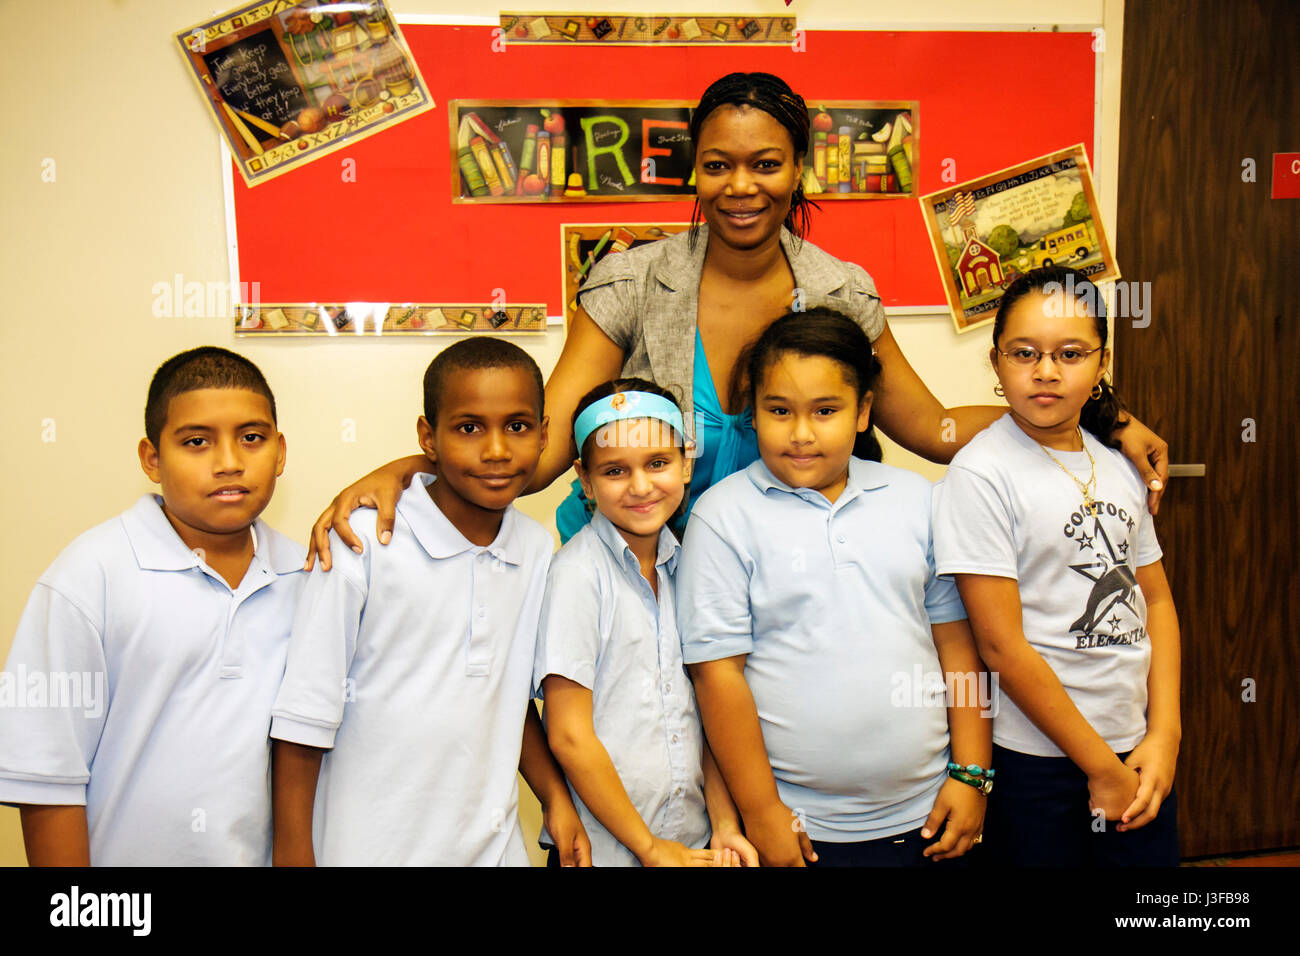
xmin=532 ymin=378 xmax=756 ymax=867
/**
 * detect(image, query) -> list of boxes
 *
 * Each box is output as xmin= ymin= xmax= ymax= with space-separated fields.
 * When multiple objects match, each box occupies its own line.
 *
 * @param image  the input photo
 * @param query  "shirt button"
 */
xmin=671 ymin=734 xmax=679 ymax=743
xmin=478 ymin=608 xmax=487 ymax=618
xmin=663 ymin=683 xmax=671 ymax=694
xmin=837 ymin=534 xmax=846 ymax=543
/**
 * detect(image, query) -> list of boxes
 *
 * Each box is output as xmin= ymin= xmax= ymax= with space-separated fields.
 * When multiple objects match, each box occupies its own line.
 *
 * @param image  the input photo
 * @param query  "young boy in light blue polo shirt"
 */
xmin=0 ymin=347 xmax=305 ymax=866
xmin=270 ymin=338 xmax=588 ymax=866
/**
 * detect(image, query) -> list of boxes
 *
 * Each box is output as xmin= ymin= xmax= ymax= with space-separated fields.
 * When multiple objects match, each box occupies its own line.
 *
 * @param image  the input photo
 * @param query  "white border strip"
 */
xmin=886 ymin=305 xmax=951 ymax=316
xmin=1093 ymin=42 xmax=1105 ymax=211
xmin=396 ymin=13 xmax=496 ymax=25
xmin=221 ymin=138 xmax=241 ymax=297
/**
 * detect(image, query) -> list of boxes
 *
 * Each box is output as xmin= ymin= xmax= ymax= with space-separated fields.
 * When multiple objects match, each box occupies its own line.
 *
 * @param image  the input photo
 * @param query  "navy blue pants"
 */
xmin=809 ymin=826 xmax=975 ymax=868
xmin=982 ymin=744 xmax=1180 ymax=866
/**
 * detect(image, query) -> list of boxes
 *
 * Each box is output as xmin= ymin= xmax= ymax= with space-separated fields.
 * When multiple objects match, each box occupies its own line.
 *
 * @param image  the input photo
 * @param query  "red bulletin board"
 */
xmin=230 ymin=26 xmax=1096 ymax=312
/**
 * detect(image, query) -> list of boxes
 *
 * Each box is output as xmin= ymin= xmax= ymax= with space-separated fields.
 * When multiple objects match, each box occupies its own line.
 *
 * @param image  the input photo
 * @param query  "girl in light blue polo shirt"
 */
xmin=677 ymin=309 xmax=992 ymax=867
xmin=534 ymin=378 xmax=757 ymax=867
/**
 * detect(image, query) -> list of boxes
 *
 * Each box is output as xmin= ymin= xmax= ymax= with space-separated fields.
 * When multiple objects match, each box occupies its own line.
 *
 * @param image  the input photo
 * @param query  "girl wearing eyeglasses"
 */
xmin=932 ymin=266 xmax=1181 ymax=866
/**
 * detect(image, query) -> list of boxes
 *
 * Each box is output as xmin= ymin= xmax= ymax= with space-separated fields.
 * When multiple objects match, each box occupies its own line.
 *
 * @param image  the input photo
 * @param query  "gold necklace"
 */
xmin=1039 ymin=428 xmax=1098 ymax=515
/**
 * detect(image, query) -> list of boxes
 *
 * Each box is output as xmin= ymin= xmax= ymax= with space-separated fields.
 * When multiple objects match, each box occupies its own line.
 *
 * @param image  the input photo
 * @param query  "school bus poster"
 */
xmin=919 ymin=145 xmax=1119 ymax=333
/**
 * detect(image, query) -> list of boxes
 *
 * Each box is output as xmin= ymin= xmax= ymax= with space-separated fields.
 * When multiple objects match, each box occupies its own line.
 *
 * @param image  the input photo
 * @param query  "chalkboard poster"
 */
xmin=178 ymin=0 xmax=433 ymax=186
xmin=202 ymin=32 xmax=309 ymax=130
xmin=452 ymin=99 xmax=916 ymax=203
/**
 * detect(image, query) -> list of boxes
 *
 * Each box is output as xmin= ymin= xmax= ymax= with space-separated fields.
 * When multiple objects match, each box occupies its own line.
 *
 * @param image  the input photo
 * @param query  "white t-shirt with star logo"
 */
xmin=932 ymin=415 xmax=1163 ymax=757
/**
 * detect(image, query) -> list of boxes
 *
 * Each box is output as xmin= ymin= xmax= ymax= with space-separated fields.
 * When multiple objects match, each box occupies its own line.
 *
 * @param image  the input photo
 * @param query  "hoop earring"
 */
xmin=993 ymin=383 xmax=1005 ymax=397
xmin=1090 ymin=383 xmax=1103 ymax=400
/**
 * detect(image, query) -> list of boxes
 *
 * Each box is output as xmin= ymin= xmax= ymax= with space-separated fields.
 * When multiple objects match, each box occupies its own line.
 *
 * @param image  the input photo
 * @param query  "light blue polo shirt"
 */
xmin=534 ymin=510 xmax=709 ymax=866
xmin=0 ymin=494 xmax=306 ymax=865
xmin=677 ymin=458 xmax=967 ymax=842
xmin=270 ymin=473 xmax=553 ymax=866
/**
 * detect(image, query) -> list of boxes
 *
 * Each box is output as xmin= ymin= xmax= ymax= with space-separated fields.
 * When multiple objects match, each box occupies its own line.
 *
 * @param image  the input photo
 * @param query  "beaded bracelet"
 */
xmin=947 ymin=762 xmax=995 ymax=780
xmin=947 ymin=766 xmax=994 ymax=795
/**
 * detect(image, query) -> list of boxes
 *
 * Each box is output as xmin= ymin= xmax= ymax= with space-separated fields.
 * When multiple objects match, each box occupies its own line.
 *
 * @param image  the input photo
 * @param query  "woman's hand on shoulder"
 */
xmin=1115 ymin=415 xmax=1169 ymax=515
xmin=305 ymin=455 xmax=427 ymax=571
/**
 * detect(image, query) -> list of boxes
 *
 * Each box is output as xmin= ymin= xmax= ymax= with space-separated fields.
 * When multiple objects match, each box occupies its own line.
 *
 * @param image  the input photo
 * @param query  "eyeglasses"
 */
xmin=996 ymin=345 xmax=1103 ymax=367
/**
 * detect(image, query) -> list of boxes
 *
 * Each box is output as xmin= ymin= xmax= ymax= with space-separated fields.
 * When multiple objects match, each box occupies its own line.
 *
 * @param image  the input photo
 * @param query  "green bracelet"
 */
xmin=948 ymin=768 xmax=994 ymax=795
xmin=947 ymin=761 xmax=995 ymax=780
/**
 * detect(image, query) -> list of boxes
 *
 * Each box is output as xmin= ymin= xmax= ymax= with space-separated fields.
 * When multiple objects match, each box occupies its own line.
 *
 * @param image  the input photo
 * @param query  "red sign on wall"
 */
xmin=1273 ymin=153 xmax=1300 ymax=199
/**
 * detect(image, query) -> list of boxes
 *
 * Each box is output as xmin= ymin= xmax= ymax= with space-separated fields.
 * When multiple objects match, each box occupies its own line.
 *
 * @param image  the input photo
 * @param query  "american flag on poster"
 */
xmin=951 ymin=191 xmax=976 ymax=221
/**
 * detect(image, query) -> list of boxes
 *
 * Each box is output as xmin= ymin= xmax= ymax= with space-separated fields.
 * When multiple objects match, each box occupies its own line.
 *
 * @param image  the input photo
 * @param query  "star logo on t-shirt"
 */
xmin=1068 ymin=517 xmax=1140 ymax=636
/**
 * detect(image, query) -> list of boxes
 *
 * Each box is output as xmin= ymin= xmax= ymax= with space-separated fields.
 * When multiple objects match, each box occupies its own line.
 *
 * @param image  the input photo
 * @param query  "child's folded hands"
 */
xmin=642 ymin=837 xmax=725 ymax=867
xmin=921 ymin=777 xmax=986 ymax=861
xmin=1117 ymin=733 xmax=1178 ymax=832
xmin=743 ymin=801 xmax=818 ymax=867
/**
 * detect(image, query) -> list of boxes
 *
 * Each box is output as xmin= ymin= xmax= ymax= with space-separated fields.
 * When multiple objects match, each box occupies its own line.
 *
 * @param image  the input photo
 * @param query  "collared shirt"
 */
xmin=576 ymin=224 xmax=887 ymax=439
xmin=534 ymin=511 xmax=708 ymax=866
xmin=677 ymin=458 xmax=966 ymax=842
xmin=0 ymin=494 xmax=305 ymax=865
xmin=270 ymin=473 xmax=553 ymax=866
xmin=933 ymin=414 xmax=1162 ymax=757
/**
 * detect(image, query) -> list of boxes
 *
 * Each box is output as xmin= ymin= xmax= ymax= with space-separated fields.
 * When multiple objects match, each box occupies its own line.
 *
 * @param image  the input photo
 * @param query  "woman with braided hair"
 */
xmin=304 ymin=72 xmax=1169 ymax=558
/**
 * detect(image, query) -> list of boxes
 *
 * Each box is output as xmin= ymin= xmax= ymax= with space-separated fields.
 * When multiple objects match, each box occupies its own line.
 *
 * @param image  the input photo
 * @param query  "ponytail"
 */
xmin=1080 ymin=377 xmax=1127 ymax=450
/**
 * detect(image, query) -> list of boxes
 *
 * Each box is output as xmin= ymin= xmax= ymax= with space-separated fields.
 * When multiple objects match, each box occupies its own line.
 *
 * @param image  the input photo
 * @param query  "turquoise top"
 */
xmin=684 ymin=327 xmax=760 ymax=524
xmin=556 ymin=329 xmax=760 ymax=544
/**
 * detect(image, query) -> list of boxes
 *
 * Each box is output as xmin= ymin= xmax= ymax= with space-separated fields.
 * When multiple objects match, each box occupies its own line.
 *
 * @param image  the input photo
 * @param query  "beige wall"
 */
xmin=0 ymin=0 xmax=1119 ymax=866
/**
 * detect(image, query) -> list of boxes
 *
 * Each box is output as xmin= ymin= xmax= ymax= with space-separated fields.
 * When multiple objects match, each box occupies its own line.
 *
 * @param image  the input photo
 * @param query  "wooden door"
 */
xmin=1116 ymin=0 xmax=1299 ymax=857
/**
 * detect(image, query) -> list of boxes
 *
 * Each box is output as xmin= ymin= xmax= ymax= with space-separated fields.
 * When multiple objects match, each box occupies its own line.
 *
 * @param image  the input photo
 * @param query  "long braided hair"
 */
xmin=687 ymin=72 xmax=818 ymax=250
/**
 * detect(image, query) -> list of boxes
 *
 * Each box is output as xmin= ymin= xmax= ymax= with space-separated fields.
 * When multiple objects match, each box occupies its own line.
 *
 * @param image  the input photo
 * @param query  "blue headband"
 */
xmin=573 ymin=391 xmax=685 ymax=454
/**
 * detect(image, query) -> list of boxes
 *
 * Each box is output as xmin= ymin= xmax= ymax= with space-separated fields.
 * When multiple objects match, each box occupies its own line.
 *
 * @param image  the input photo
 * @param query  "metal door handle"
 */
xmin=1167 ymin=464 xmax=1206 ymax=478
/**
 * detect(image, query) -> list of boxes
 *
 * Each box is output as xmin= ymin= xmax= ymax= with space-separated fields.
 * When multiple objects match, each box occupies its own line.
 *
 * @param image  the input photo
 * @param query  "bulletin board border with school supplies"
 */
xmin=235 ymin=302 xmax=547 ymax=336
xmin=452 ymin=100 xmax=915 ymax=203
xmin=919 ymin=145 xmax=1118 ymax=334
xmin=224 ymin=23 xmax=1099 ymax=321
xmin=498 ymin=12 xmax=798 ymax=46
xmin=178 ymin=0 xmax=434 ymax=186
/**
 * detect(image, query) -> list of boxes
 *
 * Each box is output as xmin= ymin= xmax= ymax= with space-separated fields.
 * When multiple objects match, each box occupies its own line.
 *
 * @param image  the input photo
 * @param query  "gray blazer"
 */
xmin=575 ymin=224 xmax=887 ymax=437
